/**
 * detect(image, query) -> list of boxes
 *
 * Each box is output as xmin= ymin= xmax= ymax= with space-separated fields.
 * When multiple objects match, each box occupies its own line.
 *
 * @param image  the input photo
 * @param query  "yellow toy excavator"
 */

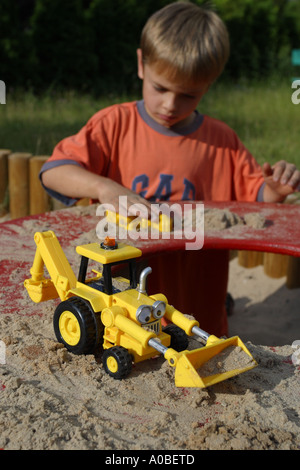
xmin=24 ymin=231 xmax=257 ymax=388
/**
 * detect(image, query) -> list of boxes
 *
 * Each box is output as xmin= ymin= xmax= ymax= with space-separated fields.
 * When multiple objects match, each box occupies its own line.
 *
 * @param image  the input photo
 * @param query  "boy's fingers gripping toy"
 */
xmin=24 ymin=231 xmax=257 ymax=388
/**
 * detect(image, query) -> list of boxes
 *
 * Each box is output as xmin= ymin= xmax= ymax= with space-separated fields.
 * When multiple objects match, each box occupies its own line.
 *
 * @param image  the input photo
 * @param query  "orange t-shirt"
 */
xmin=41 ymin=101 xmax=265 ymax=336
xmin=42 ymin=100 xmax=264 ymax=204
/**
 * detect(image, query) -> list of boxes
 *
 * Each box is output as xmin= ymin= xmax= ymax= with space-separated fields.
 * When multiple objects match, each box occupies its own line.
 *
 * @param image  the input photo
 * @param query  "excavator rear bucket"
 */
xmin=24 ymin=231 xmax=77 ymax=303
xmin=173 ymin=335 xmax=257 ymax=388
xmin=24 ymin=278 xmax=59 ymax=303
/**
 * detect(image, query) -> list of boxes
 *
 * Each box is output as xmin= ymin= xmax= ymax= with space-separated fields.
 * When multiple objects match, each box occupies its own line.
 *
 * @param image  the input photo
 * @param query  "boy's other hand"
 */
xmin=262 ymin=161 xmax=300 ymax=201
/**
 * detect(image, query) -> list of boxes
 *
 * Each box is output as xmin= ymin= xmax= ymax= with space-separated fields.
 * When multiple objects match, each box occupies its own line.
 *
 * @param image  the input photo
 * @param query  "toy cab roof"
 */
xmin=76 ymin=242 xmax=142 ymax=265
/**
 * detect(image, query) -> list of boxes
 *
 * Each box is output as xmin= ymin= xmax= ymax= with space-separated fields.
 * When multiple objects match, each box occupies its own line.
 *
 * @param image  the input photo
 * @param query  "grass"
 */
xmin=200 ymin=79 xmax=300 ymax=166
xmin=0 ymin=79 xmax=299 ymax=166
xmin=0 ymin=91 xmax=124 ymax=157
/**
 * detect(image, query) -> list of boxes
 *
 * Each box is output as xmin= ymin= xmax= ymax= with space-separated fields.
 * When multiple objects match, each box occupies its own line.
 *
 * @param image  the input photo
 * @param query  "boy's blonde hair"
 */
xmin=140 ymin=1 xmax=230 ymax=85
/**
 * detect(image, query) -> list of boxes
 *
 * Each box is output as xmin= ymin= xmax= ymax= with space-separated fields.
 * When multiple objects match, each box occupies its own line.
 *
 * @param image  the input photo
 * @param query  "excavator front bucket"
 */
xmin=172 ymin=335 xmax=257 ymax=388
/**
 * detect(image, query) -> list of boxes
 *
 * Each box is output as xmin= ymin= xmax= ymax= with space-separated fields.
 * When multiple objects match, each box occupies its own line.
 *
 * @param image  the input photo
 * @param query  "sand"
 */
xmin=196 ymin=345 xmax=256 ymax=378
xmin=182 ymin=207 xmax=266 ymax=231
xmin=0 ymin=208 xmax=300 ymax=450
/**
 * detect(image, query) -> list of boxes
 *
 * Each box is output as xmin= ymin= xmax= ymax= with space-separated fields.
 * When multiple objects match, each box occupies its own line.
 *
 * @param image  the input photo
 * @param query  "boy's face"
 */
xmin=137 ymin=49 xmax=210 ymax=129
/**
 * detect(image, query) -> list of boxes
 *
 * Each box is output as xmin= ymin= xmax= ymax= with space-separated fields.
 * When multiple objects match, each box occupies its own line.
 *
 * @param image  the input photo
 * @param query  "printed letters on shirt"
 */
xmin=132 ymin=173 xmax=195 ymax=201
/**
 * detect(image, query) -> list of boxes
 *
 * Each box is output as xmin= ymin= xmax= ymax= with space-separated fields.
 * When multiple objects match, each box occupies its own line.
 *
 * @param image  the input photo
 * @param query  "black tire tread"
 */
xmin=163 ymin=324 xmax=189 ymax=352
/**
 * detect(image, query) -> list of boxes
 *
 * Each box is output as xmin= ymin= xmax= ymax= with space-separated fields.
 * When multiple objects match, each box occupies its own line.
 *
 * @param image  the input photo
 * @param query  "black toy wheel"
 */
xmin=53 ymin=296 xmax=103 ymax=355
xmin=102 ymin=346 xmax=132 ymax=380
xmin=163 ymin=324 xmax=189 ymax=351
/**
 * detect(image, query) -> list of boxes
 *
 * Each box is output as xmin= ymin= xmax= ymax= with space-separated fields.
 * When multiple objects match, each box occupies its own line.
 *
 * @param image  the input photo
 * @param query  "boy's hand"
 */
xmin=262 ymin=161 xmax=300 ymax=202
xmin=98 ymin=179 xmax=160 ymax=220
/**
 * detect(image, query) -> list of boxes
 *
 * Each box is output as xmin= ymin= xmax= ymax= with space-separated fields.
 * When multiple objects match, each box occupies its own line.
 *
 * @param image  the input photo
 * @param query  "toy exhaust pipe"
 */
xmin=148 ymin=326 xmax=257 ymax=388
xmin=137 ymin=266 xmax=152 ymax=295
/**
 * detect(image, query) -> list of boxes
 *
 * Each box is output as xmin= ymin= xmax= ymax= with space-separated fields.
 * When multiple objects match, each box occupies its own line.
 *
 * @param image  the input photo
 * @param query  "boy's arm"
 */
xmin=41 ymin=164 xmax=154 ymax=213
xmin=262 ymin=161 xmax=300 ymax=203
xmin=42 ymin=164 xmax=102 ymax=201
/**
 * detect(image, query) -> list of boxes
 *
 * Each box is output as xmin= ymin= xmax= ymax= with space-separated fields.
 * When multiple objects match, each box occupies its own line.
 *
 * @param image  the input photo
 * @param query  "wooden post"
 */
xmin=238 ymin=250 xmax=264 ymax=268
xmin=29 ymin=156 xmax=51 ymax=215
xmin=0 ymin=149 xmax=11 ymax=216
xmin=263 ymin=252 xmax=289 ymax=278
xmin=286 ymin=256 xmax=300 ymax=289
xmin=8 ymin=152 xmax=32 ymax=219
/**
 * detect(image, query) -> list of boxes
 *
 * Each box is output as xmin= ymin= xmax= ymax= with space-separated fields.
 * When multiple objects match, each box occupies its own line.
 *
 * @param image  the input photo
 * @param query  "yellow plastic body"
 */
xmin=24 ymin=230 xmax=257 ymax=387
xmin=101 ymin=304 xmax=170 ymax=362
xmin=105 ymin=210 xmax=173 ymax=232
xmin=76 ymin=241 xmax=142 ymax=264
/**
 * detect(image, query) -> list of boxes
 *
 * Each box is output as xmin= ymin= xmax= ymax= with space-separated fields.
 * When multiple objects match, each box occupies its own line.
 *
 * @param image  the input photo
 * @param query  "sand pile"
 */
xmin=182 ymin=207 xmax=266 ymax=231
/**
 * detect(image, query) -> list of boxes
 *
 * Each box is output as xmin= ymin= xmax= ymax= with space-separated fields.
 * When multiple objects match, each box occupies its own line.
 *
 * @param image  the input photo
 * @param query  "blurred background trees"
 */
xmin=1 ymin=0 xmax=299 ymax=95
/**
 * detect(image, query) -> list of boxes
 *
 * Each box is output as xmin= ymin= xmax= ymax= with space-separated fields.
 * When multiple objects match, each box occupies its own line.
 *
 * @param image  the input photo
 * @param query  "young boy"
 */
xmin=40 ymin=2 xmax=300 ymax=337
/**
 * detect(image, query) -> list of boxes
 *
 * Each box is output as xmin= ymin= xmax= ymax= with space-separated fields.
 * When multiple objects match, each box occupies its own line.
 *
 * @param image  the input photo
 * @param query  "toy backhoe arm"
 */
xmin=24 ymin=231 xmax=77 ymax=303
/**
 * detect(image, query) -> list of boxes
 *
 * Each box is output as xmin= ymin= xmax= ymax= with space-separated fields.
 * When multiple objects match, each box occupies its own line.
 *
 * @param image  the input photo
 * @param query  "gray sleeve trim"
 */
xmin=39 ymin=159 xmax=82 ymax=206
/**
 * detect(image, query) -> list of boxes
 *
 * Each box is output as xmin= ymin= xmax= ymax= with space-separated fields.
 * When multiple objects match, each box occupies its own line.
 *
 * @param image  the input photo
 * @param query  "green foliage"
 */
xmin=29 ymin=0 xmax=98 ymax=92
xmin=213 ymin=0 xmax=300 ymax=80
xmin=0 ymin=1 xmax=33 ymax=88
xmin=0 ymin=0 xmax=300 ymax=93
xmin=85 ymin=0 xmax=170 ymax=94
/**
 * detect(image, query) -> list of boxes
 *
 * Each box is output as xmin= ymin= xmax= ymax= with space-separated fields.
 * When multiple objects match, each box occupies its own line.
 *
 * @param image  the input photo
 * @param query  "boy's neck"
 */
xmin=137 ymin=100 xmax=203 ymax=137
xmin=171 ymin=112 xmax=196 ymax=130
